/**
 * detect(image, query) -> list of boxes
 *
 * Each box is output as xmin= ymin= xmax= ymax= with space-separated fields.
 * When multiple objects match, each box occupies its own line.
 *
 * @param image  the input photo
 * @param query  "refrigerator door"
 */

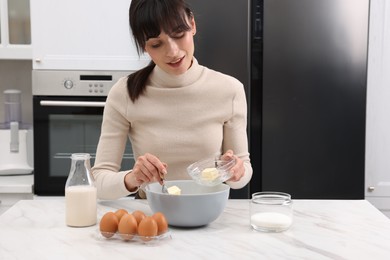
xmin=188 ymin=0 xmax=251 ymax=95
xmin=252 ymin=0 xmax=369 ymax=198
xmin=187 ymin=0 xmax=251 ymax=198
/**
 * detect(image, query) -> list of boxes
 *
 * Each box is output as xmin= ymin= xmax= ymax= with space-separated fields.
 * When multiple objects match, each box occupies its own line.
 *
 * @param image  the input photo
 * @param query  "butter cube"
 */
xmin=167 ymin=185 xmax=181 ymax=195
xmin=201 ymin=167 xmax=219 ymax=181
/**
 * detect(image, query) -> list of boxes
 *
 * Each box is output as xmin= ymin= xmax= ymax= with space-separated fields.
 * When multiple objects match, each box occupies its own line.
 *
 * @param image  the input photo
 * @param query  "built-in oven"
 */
xmin=32 ymin=70 xmax=134 ymax=196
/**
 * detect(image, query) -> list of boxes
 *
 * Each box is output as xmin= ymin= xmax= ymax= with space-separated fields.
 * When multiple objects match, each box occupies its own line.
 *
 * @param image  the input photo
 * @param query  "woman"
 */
xmin=92 ymin=0 xmax=253 ymax=199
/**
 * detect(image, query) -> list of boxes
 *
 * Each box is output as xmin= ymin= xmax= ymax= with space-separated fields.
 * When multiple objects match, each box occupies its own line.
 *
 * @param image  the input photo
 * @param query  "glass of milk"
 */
xmin=250 ymin=192 xmax=293 ymax=232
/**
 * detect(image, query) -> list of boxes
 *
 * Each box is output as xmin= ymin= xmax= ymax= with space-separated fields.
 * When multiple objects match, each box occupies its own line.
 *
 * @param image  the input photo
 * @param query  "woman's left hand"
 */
xmin=221 ymin=149 xmax=245 ymax=182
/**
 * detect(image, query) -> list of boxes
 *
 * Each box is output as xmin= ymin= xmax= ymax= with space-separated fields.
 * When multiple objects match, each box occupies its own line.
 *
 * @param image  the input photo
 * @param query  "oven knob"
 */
xmin=64 ymin=80 xmax=74 ymax=89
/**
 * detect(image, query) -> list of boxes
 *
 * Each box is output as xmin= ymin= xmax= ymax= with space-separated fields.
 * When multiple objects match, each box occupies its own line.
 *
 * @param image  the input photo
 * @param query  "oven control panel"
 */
xmin=32 ymin=70 xmax=132 ymax=96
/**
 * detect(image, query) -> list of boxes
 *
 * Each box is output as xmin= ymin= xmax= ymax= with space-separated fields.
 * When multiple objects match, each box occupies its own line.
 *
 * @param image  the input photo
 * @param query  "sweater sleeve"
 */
xmin=223 ymin=81 xmax=253 ymax=189
xmin=91 ymin=78 xmax=136 ymax=200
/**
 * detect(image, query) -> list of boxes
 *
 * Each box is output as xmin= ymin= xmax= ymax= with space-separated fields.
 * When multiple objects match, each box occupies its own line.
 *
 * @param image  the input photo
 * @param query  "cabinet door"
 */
xmin=365 ymin=0 xmax=390 ymax=197
xmin=0 ymin=0 xmax=32 ymax=59
xmin=30 ymin=0 xmax=149 ymax=70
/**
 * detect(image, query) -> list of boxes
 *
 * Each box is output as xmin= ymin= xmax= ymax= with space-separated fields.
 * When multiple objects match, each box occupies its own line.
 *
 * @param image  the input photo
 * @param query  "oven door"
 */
xmin=33 ymin=96 xmax=134 ymax=195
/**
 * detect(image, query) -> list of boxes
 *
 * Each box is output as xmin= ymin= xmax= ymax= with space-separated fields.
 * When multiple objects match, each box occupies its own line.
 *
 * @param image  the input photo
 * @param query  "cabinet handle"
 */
xmin=368 ymin=186 xmax=375 ymax=192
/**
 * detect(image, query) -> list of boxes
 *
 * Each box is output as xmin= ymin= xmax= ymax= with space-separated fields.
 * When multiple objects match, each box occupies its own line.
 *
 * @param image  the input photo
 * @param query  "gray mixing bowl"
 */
xmin=144 ymin=180 xmax=230 ymax=227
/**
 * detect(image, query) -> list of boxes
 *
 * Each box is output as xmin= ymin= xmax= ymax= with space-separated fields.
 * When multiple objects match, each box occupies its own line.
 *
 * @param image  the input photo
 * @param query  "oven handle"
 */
xmin=40 ymin=100 xmax=106 ymax=107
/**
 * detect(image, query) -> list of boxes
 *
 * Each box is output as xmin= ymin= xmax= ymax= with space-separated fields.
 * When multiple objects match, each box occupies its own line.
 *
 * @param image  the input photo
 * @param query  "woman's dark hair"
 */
xmin=127 ymin=0 xmax=193 ymax=102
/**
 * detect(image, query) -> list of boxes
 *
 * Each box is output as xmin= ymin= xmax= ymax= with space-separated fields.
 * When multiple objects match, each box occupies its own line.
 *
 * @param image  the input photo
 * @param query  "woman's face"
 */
xmin=144 ymin=17 xmax=196 ymax=76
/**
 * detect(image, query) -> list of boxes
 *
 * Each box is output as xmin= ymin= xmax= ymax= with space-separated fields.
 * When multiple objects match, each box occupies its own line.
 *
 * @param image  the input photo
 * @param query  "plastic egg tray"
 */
xmin=96 ymin=229 xmax=172 ymax=245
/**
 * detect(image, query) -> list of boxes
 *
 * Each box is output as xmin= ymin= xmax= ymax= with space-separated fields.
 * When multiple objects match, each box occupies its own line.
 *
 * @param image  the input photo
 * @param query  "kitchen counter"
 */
xmin=1 ymin=199 xmax=390 ymax=260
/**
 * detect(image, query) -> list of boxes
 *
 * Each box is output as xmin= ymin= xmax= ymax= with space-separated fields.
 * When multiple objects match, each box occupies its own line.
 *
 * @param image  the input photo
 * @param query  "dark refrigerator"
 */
xmin=188 ymin=0 xmax=370 ymax=199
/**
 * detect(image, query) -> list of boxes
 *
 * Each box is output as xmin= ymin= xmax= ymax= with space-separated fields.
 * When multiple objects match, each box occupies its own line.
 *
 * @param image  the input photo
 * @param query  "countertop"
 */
xmin=1 ymin=199 xmax=390 ymax=260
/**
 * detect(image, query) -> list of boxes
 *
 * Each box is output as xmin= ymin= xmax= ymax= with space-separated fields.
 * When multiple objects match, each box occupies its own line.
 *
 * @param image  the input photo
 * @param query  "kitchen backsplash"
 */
xmin=0 ymin=60 xmax=33 ymax=125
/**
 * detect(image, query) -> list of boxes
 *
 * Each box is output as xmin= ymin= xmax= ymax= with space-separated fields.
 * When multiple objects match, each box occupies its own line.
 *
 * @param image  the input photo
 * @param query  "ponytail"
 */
xmin=126 ymin=61 xmax=156 ymax=102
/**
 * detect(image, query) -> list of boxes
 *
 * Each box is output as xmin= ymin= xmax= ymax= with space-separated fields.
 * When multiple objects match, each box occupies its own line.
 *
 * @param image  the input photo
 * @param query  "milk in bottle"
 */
xmin=65 ymin=153 xmax=97 ymax=227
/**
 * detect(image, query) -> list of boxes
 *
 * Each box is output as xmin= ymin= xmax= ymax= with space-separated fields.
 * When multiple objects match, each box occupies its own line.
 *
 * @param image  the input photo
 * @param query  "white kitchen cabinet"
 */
xmin=30 ymin=0 xmax=149 ymax=71
xmin=0 ymin=175 xmax=33 ymax=215
xmin=365 ymin=0 xmax=390 ymax=218
xmin=0 ymin=0 xmax=32 ymax=59
xmin=0 ymin=193 xmax=33 ymax=215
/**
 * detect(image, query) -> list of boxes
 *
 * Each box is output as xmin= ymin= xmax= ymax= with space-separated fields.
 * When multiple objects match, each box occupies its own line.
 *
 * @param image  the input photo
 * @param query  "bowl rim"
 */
xmin=144 ymin=180 xmax=230 ymax=197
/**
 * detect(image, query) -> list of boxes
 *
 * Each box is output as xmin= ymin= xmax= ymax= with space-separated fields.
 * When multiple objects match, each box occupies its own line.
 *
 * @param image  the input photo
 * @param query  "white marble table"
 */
xmin=1 ymin=199 xmax=390 ymax=260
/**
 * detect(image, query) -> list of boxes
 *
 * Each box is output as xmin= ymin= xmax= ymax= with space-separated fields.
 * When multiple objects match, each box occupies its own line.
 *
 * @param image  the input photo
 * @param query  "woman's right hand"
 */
xmin=125 ymin=153 xmax=167 ymax=190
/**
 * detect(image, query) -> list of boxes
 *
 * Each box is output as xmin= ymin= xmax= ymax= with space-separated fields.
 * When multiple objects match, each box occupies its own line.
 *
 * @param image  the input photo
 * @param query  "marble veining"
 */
xmin=1 ymin=199 xmax=390 ymax=260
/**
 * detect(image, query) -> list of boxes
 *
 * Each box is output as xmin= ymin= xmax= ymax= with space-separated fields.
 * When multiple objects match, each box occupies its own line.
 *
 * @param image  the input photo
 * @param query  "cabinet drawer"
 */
xmin=0 ymin=193 xmax=33 ymax=206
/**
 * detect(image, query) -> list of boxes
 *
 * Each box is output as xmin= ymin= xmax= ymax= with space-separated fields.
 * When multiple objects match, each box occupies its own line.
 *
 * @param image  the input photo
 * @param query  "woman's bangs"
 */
xmin=143 ymin=10 xmax=190 ymax=41
xmin=130 ymin=0 xmax=192 ymax=53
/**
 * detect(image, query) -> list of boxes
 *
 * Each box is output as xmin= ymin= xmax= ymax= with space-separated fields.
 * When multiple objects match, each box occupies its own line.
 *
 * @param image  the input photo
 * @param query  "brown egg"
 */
xmin=118 ymin=213 xmax=138 ymax=241
xmin=138 ymin=216 xmax=158 ymax=241
xmin=99 ymin=212 xmax=119 ymax=238
xmin=152 ymin=212 xmax=168 ymax=235
xmin=132 ymin=210 xmax=146 ymax=225
xmin=114 ymin=209 xmax=128 ymax=221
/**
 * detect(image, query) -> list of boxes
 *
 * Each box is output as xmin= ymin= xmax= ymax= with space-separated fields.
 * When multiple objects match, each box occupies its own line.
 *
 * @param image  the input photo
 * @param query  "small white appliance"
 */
xmin=0 ymin=89 xmax=33 ymax=175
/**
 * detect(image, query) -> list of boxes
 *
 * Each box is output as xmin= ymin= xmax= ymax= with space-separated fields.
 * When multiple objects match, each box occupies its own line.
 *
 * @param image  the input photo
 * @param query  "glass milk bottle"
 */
xmin=65 ymin=153 xmax=97 ymax=227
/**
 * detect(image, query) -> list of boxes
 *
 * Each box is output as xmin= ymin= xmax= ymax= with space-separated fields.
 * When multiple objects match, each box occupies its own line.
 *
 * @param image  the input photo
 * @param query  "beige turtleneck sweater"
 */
xmin=92 ymin=59 xmax=253 ymax=200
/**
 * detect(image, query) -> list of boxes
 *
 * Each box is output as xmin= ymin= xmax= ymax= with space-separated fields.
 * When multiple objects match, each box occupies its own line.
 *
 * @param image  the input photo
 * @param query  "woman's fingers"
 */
xmin=222 ymin=150 xmax=245 ymax=182
xmin=133 ymin=153 xmax=167 ymax=184
xmin=229 ymin=156 xmax=244 ymax=181
xmin=221 ymin=149 xmax=234 ymax=160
